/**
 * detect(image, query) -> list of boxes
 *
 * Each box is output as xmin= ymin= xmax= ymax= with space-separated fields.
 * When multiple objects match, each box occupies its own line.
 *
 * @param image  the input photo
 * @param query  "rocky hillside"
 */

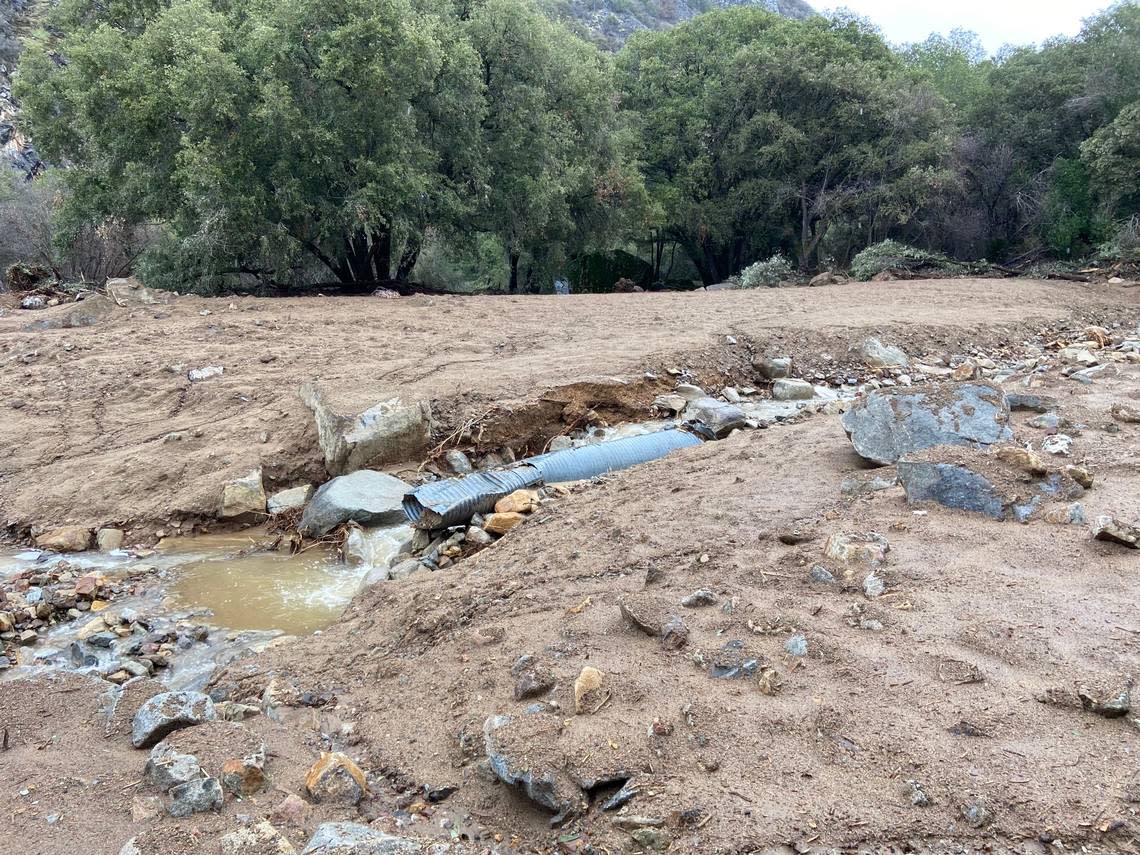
xmin=550 ymin=0 xmax=814 ymax=49
xmin=1 ymin=0 xmax=40 ymax=177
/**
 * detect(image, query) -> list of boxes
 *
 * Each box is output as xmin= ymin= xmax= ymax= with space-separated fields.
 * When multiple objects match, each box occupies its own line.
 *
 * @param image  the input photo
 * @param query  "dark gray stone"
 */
xmin=131 ymin=691 xmax=216 ymax=748
xmin=298 ymin=470 xmax=411 ymax=537
xmin=898 ymin=458 xmax=1082 ymax=523
xmin=483 ymin=714 xmax=586 ymax=823
xmin=842 ymin=383 xmax=1013 ymax=465
xmin=168 ymin=776 xmax=223 ymax=816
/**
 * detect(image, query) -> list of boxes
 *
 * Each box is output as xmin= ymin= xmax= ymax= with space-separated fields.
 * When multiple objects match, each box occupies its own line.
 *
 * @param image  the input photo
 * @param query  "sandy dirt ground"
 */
xmin=1 ymin=279 xmax=1140 ymax=855
xmin=0 ymin=278 xmax=1137 ymax=537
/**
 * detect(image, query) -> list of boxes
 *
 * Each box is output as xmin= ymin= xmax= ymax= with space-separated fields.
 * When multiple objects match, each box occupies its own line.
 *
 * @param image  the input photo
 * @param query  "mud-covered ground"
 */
xmin=1 ymin=279 xmax=1139 ymax=855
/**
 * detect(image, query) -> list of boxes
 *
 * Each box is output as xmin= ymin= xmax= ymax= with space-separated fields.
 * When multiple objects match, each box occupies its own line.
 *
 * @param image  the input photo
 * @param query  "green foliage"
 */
xmin=1082 ymin=101 xmax=1140 ymax=218
xmin=617 ymin=9 xmax=948 ymax=281
xmin=1043 ymin=158 xmax=1108 ymax=257
xmin=850 ymin=240 xmax=953 ymax=280
xmin=740 ymin=254 xmax=793 ymax=288
xmin=1097 ymin=215 xmax=1140 ymax=262
xmin=16 ymin=0 xmax=642 ymax=292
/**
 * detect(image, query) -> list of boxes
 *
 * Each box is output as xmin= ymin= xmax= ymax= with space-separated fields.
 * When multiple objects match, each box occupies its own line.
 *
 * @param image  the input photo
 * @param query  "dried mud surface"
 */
xmin=1 ymin=279 xmax=1139 ymax=855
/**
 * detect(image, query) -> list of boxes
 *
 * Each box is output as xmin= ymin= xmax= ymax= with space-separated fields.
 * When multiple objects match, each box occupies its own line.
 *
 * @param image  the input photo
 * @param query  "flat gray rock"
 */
xmin=683 ymin=397 xmax=749 ymax=438
xmin=131 ymin=691 xmax=216 ymax=748
xmin=300 ymin=822 xmax=424 ymax=854
xmin=146 ymin=741 xmax=203 ymax=792
xmin=842 ymin=383 xmax=1012 ymax=465
xmin=298 ymin=470 xmax=411 ymax=537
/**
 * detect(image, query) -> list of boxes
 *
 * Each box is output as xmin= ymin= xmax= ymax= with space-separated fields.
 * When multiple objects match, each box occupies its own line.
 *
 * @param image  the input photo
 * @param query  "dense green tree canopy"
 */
xmin=617 ymin=9 xmax=947 ymax=282
xmin=11 ymin=0 xmax=1140 ymax=290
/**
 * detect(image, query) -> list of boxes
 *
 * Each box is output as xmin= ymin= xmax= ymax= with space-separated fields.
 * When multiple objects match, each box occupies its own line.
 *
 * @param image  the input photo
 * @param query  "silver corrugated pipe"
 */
xmin=403 ymin=429 xmax=702 ymax=529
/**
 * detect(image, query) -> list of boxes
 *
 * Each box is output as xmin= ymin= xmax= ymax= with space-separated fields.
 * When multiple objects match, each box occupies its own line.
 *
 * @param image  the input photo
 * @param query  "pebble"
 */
xmin=131 ymin=691 xmax=217 ymax=748
xmin=484 ymin=512 xmax=525 ymax=535
xmin=573 ymin=666 xmax=604 ymax=714
xmin=511 ymin=654 xmax=556 ymax=701
xmin=863 ymin=572 xmax=886 ymax=599
xmin=680 ymin=589 xmax=718 ymax=607
xmin=808 ymin=564 xmax=836 ymax=585
xmin=771 ymin=378 xmax=815 ymax=401
xmin=1042 ymin=434 xmax=1072 ymax=456
xmin=784 ymin=634 xmax=808 ymax=657
xmin=146 ymin=741 xmax=203 ymax=792
xmin=1093 ymin=515 xmax=1140 ymax=549
xmin=187 ymin=366 xmax=224 ymax=382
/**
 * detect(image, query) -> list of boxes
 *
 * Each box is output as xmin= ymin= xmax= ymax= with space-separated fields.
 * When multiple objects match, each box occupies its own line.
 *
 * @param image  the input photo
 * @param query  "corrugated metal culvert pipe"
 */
xmin=403 ymin=428 xmax=702 ymax=529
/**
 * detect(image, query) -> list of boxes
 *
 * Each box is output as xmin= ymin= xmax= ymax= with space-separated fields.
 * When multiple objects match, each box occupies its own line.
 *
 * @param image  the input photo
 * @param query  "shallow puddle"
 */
xmin=161 ymin=527 xmax=408 ymax=635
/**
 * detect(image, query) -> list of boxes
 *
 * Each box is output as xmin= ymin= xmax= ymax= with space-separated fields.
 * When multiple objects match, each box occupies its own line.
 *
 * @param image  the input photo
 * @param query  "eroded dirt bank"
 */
xmin=1 ymin=280 xmax=1139 ymax=855
xmin=1 ymin=278 xmax=1137 ymax=537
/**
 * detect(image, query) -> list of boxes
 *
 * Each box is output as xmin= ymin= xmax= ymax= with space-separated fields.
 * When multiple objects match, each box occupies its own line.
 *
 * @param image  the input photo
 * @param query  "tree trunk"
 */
xmin=395 ymin=233 xmax=422 ymax=282
xmin=508 ymin=250 xmax=520 ymax=294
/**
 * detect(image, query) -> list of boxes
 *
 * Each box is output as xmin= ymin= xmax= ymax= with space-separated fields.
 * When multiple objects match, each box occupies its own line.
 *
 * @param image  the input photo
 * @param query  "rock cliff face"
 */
xmin=551 ymin=0 xmax=814 ymax=49
xmin=1 ymin=0 xmax=41 ymax=177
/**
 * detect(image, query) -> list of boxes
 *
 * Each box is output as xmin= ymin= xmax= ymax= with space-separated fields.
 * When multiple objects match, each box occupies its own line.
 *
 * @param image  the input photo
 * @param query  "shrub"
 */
xmin=740 ymin=254 xmax=793 ymax=288
xmin=850 ymin=240 xmax=955 ymax=281
xmin=1096 ymin=215 xmax=1140 ymax=263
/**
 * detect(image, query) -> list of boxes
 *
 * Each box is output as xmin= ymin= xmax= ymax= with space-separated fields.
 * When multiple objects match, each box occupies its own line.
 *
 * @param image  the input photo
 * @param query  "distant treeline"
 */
xmin=7 ymin=0 xmax=1140 ymax=292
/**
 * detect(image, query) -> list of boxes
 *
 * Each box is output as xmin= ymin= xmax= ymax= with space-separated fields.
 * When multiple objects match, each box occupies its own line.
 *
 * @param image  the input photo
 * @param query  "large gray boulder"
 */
xmin=298 ymin=470 xmax=411 ymax=537
xmin=842 ymin=383 xmax=1012 ymax=465
xmin=301 ymin=384 xmax=432 ymax=476
xmin=131 ymin=691 xmax=216 ymax=748
xmin=300 ymin=823 xmax=423 ymax=854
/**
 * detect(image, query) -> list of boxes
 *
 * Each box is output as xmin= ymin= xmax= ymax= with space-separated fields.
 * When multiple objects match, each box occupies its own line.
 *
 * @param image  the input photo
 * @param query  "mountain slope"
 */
xmin=548 ymin=0 xmax=814 ymax=49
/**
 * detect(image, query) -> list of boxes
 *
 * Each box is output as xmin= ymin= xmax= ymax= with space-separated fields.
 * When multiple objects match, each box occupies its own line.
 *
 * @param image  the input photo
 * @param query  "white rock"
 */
xmin=188 ymin=366 xmax=224 ymax=382
xmin=267 ymin=485 xmax=313 ymax=514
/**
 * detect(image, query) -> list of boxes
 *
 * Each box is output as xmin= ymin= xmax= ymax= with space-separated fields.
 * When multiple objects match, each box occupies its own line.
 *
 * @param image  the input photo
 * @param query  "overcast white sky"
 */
xmin=822 ymin=1 xmax=1114 ymax=53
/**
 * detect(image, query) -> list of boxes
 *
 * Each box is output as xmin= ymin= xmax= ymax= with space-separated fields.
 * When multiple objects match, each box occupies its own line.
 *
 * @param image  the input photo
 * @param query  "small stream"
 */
xmin=0 ymin=524 xmax=411 ymax=690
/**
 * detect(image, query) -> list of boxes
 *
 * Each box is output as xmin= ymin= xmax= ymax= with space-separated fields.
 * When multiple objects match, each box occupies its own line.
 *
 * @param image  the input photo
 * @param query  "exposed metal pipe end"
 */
xmin=403 ymin=428 xmax=702 ymax=529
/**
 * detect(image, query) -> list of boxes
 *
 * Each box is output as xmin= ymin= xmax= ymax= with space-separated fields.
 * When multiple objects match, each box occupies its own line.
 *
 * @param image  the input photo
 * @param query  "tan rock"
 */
xmin=220 ymin=469 xmax=266 ymax=519
xmin=130 ymin=795 xmax=164 ymax=823
xmin=220 ymin=820 xmax=296 ymax=855
xmin=484 ymin=512 xmax=526 ymax=535
xmin=574 ymin=666 xmax=605 ymax=714
xmin=951 ymin=361 xmax=977 ymax=381
xmin=76 ymin=616 xmax=108 ymax=640
xmin=1066 ymin=465 xmax=1094 ymax=489
xmin=1093 ymin=515 xmax=1140 ymax=549
xmin=824 ymin=532 xmax=890 ymax=564
xmin=305 ymin=751 xmax=367 ymax=805
xmin=995 ymin=446 xmax=1050 ymax=476
xmin=35 ymin=526 xmax=91 ymax=553
xmin=270 ymin=793 xmax=310 ymax=827
xmin=494 ymin=489 xmax=540 ymax=515
xmin=1112 ymin=403 xmax=1140 ymax=424
xmin=95 ymin=528 xmax=125 ymax=551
